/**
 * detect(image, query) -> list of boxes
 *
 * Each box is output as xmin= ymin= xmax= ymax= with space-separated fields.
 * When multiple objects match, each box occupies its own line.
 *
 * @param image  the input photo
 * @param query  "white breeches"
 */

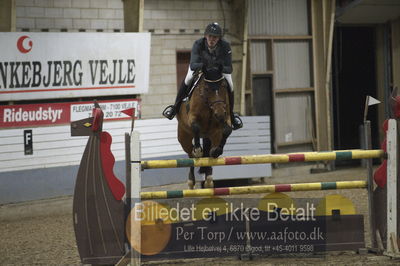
xmin=184 ymin=67 xmax=195 ymax=86
xmin=222 ymin=73 xmax=233 ymax=92
xmin=184 ymin=66 xmax=233 ymax=92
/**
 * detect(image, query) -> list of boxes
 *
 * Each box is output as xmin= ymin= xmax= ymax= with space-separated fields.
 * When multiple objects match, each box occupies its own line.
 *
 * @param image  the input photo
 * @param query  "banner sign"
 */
xmin=0 ymin=33 xmax=150 ymax=101
xmin=0 ymin=99 xmax=140 ymax=128
xmin=125 ymin=198 xmax=364 ymax=261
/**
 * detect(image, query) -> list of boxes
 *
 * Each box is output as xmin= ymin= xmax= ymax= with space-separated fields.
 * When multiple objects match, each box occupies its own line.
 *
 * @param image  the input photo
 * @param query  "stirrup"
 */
xmin=232 ymin=114 xmax=243 ymax=130
xmin=162 ymin=105 xmax=176 ymax=120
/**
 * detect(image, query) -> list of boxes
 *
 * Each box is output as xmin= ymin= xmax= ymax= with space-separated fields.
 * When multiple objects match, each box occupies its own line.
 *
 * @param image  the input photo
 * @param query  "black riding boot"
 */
xmin=228 ymin=90 xmax=243 ymax=130
xmin=163 ymin=81 xmax=189 ymax=120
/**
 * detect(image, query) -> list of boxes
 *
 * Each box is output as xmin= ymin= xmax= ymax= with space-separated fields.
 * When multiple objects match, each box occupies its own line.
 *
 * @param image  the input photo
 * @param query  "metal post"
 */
xmin=364 ymin=120 xmax=376 ymax=249
xmin=386 ymin=119 xmax=399 ymax=255
xmin=130 ymin=131 xmax=141 ymax=265
xmin=118 ymin=131 xmax=141 ymax=266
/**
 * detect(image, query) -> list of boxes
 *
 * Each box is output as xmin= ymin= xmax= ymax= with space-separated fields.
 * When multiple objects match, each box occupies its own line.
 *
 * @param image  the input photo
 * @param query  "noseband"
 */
xmin=208 ymin=99 xmax=225 ymax=108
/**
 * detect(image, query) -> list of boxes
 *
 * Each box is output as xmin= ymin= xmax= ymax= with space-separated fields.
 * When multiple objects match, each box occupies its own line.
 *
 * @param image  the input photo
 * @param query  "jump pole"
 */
xmin=141 ymin=149 xmax=384 ymax=169
xmin=140 ymin=180 xmax=367 ymax=200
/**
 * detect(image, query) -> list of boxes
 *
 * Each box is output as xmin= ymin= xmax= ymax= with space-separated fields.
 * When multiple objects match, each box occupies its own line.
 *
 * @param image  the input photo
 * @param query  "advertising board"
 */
xmin=0 ymin=99 xmax=140 ymax=128
xmin=0 ymin=33 xmax=150 ymax=101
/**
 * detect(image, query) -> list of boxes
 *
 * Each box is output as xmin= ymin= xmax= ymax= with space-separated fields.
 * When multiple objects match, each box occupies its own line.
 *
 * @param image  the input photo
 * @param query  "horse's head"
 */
xmin=202 ymin=64 xmax=228 ymax=124
xmin=208 ymin=91 xmax=227 ymax=124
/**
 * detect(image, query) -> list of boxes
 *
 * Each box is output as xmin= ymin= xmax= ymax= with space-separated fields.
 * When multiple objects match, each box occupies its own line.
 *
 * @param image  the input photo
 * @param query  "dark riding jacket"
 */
xmin=189 ymin=37 xmax=233 ymax=74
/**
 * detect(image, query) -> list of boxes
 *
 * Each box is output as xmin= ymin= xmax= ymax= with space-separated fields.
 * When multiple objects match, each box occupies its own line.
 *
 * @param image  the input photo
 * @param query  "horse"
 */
xmin=176 ymin=65 xmax=233 ymax=189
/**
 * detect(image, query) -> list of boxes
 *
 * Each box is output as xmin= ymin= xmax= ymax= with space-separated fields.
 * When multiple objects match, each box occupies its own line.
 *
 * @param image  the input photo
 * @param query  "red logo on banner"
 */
xmin=17 ymin=35 xmax=33 ymax=53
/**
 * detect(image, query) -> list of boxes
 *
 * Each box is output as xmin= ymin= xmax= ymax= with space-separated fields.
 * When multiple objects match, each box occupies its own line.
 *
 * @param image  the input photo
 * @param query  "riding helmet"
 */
xmin=204 ymin=22 xmax=222 ymax=37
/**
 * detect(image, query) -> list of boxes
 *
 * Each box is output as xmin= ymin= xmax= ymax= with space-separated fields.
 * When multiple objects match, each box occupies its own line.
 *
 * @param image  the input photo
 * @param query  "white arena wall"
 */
xmin=0 ymin=116 xmax=271 ymax=204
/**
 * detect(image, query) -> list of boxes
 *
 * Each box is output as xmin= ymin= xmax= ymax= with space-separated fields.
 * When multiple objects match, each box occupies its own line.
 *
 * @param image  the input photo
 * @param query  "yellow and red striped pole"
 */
xmin=140 ymin=180 xmax=367 ymax=199
xmin=141 ymin=149 xmax=384 ymax=169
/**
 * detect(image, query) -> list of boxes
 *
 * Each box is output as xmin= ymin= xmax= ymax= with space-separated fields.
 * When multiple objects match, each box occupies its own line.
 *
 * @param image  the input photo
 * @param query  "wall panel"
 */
xmin=274 ymin=40 xmax=312 ymax=89
xmin=249 ymin=0 xmax=309 ymax=36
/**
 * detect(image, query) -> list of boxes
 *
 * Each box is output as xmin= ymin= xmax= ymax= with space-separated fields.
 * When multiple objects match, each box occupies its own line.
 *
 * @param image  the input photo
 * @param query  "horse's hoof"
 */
xmin=192 ymin=147 xmax=203 ymax=158
xmin=210 ymin=147 xmax=222 ymax=158
xmin=204 ymin=180 xmax=214 ymax=188
xmin=187 ymin=179 xmax=195 ymax=189
xmin=204 ymin=175 xmax=214 ymax=188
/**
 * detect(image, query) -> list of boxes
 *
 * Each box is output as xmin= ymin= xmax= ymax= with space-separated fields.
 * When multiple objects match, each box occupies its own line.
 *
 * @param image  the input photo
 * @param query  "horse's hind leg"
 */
xmin=200 ymin=138 xmax=213 ymax=188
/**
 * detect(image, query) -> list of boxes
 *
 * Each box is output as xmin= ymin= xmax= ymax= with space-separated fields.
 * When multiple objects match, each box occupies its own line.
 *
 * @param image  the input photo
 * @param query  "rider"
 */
xmin=162 ymin=22 xmax=243 ymax=130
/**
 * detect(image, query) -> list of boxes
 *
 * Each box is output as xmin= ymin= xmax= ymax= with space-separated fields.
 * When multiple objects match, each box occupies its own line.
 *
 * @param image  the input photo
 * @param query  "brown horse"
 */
xmin=176 ymin=65 xmax=232 ymax=189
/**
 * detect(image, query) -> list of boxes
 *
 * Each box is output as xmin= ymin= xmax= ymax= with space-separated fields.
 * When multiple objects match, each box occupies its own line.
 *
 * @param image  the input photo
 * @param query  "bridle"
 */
xmin=204 ymin=76 xmax=225 ymax=83
xmin=198 ymin=76 xmax=227 ymax=108
xmin=208 ymin=99 xmax=226 ymax=108
xmin=206 ymin=83 xmax=227 ymax=110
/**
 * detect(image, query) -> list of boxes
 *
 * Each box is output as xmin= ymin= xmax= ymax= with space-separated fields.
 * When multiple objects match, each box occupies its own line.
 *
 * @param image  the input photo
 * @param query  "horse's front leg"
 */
xmin=210 ymin=123 xmax=232 ymax=158
xmin=188 ymin=166 xmax=195 ymax=189
xmin=200 ymin=138 xmax=213 ymax=188
xmin=178 ymin=124 xmax=196 ymax=189
xmin=191 ymin=121 xmax=203 ymax=158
